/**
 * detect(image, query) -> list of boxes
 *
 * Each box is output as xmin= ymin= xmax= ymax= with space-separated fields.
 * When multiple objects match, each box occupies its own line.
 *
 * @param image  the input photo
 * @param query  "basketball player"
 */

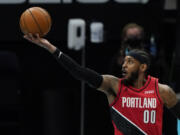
xmin=24 ymin=34 xmax=180 ymax=135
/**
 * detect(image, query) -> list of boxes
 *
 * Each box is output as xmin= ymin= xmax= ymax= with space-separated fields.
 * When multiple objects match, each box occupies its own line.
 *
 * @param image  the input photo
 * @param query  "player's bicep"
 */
xmin=159 ymin=84 xmax=178 ymax=108
xmin=98 ymin=75 xmax=119 ymax=95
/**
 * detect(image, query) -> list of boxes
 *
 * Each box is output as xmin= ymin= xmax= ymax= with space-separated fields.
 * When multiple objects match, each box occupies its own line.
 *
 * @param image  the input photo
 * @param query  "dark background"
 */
xmin=0 ymin=0 xmax=179 ymax=135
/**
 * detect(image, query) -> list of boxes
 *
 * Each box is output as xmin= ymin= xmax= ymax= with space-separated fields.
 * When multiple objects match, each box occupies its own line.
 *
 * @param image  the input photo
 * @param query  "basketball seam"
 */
xmin=23 ymin=12 xmax=30 ymax=34
xmin=28 ymin=9 xmax=43 ymax=36
xmin=35 ymin=7 xmax=51 ymax=33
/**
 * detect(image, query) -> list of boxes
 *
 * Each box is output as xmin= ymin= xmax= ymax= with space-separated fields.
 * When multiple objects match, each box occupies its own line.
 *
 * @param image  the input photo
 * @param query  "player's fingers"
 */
xmin=25 ymin=33 xmax=32 ymax=40
xmin=29 ymin=33 xmax=36 ymax=40
xmin=23 ymin=35 xmax=27 ymax=39
xmin=23 ymin=35 xmax=31 ymax=41
xmin=35 ymin=33 xmax=40 ymax=39
xmin=24 ymin=34 xmax=37 ymax=44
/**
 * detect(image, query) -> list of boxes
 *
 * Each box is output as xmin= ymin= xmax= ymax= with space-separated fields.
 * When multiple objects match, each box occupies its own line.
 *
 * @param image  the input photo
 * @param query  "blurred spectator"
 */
xmin=108 ymin=23 xmax=146 ymax=78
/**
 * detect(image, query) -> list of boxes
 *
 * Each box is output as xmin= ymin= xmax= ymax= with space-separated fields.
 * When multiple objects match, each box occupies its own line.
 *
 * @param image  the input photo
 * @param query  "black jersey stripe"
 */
xmin=110 ymin=107 xmax=147 ymax=135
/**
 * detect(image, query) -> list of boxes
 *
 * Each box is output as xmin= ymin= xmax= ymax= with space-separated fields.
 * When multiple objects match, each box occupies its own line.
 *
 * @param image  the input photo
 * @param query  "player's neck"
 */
xmin=133 ymin=74 xmax=146 ymax=89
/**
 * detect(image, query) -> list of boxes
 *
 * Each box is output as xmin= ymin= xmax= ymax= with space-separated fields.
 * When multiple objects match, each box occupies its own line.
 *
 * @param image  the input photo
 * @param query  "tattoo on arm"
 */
xmin=159 ymin=84 xmax=177 ymax=108
xmin=167 ymin=88 xmax=177 ymax=108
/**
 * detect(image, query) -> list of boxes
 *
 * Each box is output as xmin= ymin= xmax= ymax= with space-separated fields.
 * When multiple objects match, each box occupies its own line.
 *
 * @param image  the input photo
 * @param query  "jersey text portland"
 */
xmin=110 ymin=76 xmax=163 ymax=135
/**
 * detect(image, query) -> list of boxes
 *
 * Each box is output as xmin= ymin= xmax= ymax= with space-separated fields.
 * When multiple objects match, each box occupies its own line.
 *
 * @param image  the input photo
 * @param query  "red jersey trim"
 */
xmin=110 ymin=79 xmax=122 ymax=106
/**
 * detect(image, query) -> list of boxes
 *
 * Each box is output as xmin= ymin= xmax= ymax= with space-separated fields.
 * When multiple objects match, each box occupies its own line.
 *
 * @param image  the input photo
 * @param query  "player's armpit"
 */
xmin=98 ymin=75 xmax=119 ymax=96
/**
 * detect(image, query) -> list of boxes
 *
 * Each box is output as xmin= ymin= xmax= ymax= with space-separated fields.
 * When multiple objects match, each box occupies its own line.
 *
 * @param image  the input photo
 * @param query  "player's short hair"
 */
xmin=126 ymin=49 xmax=150 ymax=69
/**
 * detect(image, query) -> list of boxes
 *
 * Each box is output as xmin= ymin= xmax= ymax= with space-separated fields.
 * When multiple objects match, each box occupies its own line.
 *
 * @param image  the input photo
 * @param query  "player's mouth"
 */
xmin=122 ymin=69 xmax=127 ymax=77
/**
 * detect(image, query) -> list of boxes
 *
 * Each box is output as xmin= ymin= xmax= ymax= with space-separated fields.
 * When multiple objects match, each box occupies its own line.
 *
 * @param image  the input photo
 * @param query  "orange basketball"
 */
xmin=20 ymin=7 xmax=52 ymax=37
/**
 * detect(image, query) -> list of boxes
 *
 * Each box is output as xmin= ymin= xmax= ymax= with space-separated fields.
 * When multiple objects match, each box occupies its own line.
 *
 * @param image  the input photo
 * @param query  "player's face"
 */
xmin=122 ymin=56 xmax=141 ymax=81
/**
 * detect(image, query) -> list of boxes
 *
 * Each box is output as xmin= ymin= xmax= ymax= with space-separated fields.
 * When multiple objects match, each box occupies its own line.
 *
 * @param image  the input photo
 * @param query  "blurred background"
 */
xmin=0 ymin=0 xmax=179 ymax=135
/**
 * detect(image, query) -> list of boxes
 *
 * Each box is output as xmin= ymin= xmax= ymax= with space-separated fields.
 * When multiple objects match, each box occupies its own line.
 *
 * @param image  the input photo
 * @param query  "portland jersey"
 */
xmin=110 ymin=75 xmax=163 ymax=135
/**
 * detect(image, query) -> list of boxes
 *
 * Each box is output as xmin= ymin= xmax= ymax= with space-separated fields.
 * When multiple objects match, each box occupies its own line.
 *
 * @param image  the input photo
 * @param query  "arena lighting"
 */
xmin=0 ymin=0 xmax=149 ymax=4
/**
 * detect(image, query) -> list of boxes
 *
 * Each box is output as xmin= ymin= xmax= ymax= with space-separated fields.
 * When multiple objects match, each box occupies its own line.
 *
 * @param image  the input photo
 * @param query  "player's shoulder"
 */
xmin=158 ymin=83 xmax=173 ymax=101
xmin=158 ymin=83 xmax=171 ymax=92
xmin=158 ymin=83 xmax=177 ymax=108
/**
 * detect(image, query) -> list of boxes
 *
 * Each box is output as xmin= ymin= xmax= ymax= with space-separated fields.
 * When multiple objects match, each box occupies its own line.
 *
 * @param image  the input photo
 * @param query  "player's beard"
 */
xmin=123 ymin=68 xmax=139 ymax=86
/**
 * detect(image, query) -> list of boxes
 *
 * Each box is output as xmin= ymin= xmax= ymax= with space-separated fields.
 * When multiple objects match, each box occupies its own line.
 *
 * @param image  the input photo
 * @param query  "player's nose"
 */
xmin=122 ymin=61 xmax=127 ymax=69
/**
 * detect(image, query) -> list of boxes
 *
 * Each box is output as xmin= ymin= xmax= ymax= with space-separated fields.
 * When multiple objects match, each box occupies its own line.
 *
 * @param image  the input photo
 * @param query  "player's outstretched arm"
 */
xmin=23 ymin=34 xmax=118 ymax=96
xmin=24 ymin=33 xmax=57 ymax=53
xmin=159 ymin=83 xmax=180 ymax=119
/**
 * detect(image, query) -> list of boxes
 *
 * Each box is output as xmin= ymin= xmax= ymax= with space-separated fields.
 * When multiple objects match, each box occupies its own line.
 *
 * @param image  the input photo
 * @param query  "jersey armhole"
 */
xmin=110 ymin=79 xmax=122 ymax=106
xmin=155 ymin=79 xmax=163 ymax=104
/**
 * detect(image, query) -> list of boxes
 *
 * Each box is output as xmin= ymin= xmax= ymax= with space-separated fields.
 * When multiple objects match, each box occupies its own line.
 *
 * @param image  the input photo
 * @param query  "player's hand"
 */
xmin=23 ymin=33 xmax=51 ymax=49
xmin=23 ymin=33 xmax=57 ymax=53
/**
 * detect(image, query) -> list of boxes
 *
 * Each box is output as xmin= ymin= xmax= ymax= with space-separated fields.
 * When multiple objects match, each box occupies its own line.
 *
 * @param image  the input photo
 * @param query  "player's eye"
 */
xmin=128 ymin=59 xmax=133 ymax=64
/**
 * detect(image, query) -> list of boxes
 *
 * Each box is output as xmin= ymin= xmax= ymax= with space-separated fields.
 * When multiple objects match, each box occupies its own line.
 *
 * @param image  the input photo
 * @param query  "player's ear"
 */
xmin=140 ymin=64 xmax=147 ymax=72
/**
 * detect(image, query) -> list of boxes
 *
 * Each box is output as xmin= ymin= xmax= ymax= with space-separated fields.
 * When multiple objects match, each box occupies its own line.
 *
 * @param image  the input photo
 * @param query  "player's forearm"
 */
xmin=53 ymin=48 xmax=103 ymax=88
xmin=44 ymin=42 xmax=57 ymax=53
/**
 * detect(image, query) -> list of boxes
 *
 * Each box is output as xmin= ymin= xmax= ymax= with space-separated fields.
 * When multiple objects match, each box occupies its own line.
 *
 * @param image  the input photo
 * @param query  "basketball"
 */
xmin=20 ymin=7 xmax=52 ymax=37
